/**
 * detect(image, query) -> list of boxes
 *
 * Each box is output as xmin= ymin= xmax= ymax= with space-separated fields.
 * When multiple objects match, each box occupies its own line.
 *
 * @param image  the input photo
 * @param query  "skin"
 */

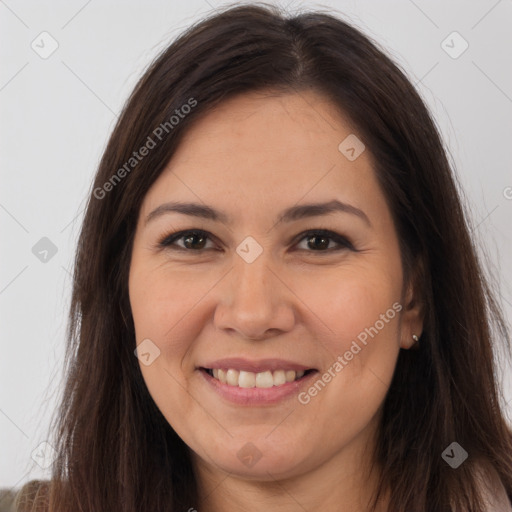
xmin=128 ymin=89 xmax=424 ymax=511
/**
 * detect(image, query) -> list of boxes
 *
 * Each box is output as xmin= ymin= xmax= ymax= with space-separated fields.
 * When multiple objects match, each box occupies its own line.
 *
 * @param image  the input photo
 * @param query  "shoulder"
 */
xmin=0 ymin=486 xmax=18 ymax=511
xmin=474 ymin=460 xmax=512 ymax=512
xmin=11 ymin=480 xmax=51 ymax=512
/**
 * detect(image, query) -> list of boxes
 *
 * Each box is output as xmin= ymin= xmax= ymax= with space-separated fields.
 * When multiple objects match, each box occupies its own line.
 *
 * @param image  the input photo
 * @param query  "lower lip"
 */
xmin=198 ymin=368 xmax=319 ymax=406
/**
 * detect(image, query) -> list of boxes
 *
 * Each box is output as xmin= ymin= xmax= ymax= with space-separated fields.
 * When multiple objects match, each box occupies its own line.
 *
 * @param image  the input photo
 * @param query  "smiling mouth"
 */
xmin=201 ymin=367 xmax=317 ymax=388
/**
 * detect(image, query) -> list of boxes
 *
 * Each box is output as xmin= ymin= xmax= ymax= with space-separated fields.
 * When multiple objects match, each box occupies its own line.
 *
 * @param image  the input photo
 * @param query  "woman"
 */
xmin=13 ymin=3 xmax=512 ymax=511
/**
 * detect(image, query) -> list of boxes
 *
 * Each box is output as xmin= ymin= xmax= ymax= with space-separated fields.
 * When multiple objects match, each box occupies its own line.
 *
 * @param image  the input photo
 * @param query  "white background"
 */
xmin=1 ymin=0 xmax=511 ymax=489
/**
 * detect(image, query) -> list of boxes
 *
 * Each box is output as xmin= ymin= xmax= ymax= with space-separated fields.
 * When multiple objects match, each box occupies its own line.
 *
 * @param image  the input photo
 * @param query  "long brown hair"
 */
xmin=23 ymin=2 xmax=512 ymax=511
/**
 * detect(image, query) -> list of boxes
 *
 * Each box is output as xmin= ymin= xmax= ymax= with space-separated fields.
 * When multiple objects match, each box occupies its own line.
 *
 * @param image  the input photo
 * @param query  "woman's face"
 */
xmin=129 ymin=90 xmax=422 ymax=481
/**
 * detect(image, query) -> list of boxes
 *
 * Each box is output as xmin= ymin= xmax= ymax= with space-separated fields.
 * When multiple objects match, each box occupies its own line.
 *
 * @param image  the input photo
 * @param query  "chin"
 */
xmin=194 ymin=437 xmax=314 ymax=481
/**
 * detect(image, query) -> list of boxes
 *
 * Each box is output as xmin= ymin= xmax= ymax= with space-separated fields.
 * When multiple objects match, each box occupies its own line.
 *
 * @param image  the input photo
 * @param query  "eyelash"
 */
xmin=157 ymin=228 xmax=356 ymax=254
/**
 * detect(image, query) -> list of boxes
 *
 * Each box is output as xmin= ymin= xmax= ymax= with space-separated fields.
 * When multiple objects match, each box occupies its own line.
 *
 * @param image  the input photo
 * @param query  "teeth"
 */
xmin=208 ymin=368 xmax=309 ymax=387
xmin=285 ymin=370 xmax=296 ymax=382
xmin=218 ymin=368 xmax=227 ymax=384
xmin=239 ymin=371 xmax=256 ymax=388
xmin=273 ymin=369 xmax=286 ymax=386
xmin=255 ymin=370 xmax=273 ymax=388
xmin=226 ymin=369 xmax=239 ymax=386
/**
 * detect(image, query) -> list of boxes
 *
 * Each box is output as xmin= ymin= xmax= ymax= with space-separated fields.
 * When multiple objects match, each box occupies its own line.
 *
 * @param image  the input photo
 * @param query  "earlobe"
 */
xmin=400 ymin=294 xmax=424 ymax=350
xmin=400 ymin=258 xmax=425 ymax=350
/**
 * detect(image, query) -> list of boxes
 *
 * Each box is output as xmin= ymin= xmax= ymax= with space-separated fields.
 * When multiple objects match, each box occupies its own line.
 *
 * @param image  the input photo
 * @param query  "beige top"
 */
xmin=1 ymin=470 xmax=511 ymax=511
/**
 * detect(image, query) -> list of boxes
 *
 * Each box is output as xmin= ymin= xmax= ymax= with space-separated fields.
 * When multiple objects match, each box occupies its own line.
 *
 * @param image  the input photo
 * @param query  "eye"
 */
xmin=293 ymin=229 xmax=355 ymax=252
xmin=158 ymin=228 xmax=355 ymax=253
xmin=159 ymin=229 xmax=217 ymax=251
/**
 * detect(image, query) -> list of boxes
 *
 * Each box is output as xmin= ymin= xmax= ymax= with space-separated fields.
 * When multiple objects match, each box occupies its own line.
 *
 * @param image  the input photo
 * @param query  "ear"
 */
xmin=400 ymin=256 xmax=425 ymax=350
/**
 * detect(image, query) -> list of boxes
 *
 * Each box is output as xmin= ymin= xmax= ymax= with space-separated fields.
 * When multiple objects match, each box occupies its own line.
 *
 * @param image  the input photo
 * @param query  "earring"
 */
xmin=411 ymin=334 xmax=420 ymax=349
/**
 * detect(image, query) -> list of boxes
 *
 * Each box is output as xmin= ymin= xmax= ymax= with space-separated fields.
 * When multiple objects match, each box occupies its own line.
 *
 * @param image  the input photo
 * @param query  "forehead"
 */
xmin=140 ymin=90 xmax=382 ymax=223
xmin=174 ymin=89 xmax=356 ymax=159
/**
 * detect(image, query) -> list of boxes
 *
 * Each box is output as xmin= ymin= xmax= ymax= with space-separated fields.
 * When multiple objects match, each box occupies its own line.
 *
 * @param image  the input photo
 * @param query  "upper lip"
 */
xmin=200 ymin=358 xmax=316 ymax=373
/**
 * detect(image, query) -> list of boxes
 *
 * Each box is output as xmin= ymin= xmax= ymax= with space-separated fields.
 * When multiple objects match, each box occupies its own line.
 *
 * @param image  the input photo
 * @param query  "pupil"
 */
xmin=308 ymin=234 xmax=328 ymax=250
xmin=184 ymin=233 xmax=206 ymax=250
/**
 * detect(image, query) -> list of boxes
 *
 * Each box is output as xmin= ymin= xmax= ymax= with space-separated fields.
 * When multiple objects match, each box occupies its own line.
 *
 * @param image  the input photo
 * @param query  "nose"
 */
xmin=213 ymin=251 xmax=296 ymax=341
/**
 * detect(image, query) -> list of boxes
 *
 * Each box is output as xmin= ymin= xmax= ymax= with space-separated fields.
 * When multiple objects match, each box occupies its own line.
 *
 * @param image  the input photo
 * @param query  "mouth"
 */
xmin=201 ymin=367 xmax=317 ymax=388
xmin=197 ymin=358 xmax=320 ymax=405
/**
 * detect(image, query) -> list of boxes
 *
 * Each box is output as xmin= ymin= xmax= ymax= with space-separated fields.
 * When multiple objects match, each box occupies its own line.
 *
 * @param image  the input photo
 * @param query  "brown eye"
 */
xmin=294 ymin=229 xmax=354 ymax=252
xmin=182 ymin=232 xmax=207 ymax=250
xmin=305 ymin=233 xmax=330 ymax=250
xmin=160 ymin=230 xmax=215 ymax=251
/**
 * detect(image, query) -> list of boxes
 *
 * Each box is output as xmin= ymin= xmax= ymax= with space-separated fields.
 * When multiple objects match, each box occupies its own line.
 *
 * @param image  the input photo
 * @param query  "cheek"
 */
xmin=130 ymin=261 xmax=209 ymax=342
xmin=129 ymin=262 xmax=223 ymax=390
xmin=129 ymin=264 xmax=210 ymax=426
xmin=293 ymin=266 xmax=402 ymax=431
xmin=291 ymin=261 xmax=402 ymax=407
xmin=292 ymin=262 xmax=401 ymax=344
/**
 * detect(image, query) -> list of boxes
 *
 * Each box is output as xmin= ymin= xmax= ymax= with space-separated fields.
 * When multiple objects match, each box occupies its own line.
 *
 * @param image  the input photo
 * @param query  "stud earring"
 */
xmin=411 ymin=334 xmax=420 ymax=349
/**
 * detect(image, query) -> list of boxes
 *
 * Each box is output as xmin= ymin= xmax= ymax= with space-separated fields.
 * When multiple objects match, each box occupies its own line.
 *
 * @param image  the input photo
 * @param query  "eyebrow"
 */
xmin=145 ymin=199 xmax=372 ymax=227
